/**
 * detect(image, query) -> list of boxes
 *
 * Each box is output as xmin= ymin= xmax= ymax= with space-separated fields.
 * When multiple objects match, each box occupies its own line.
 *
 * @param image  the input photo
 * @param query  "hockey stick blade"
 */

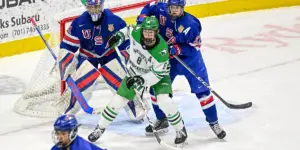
xmin=211 ymin=91 xmax=252 ymax=109
xmin=224 ymin=101 xmax=252 ymax=109
xmin=154 ymin=132 xmax=183 ymax=150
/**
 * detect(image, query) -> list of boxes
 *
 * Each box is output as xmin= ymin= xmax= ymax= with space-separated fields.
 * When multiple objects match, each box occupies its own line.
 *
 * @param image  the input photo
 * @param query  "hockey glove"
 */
xmin=107 ymin=32 xmax=125 ymax=49
xmin=137 ymin=14 xmax=147 ymax=24
xmin=126 ymin=76 xmax=145 ymax=91
xmin=169 ymin=44 xmax=181 ymax=58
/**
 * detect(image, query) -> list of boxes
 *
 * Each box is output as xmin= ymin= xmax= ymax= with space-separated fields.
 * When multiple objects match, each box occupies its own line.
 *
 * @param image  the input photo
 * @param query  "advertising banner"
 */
xmin=0 ymin=0 xmax=152 ymax=43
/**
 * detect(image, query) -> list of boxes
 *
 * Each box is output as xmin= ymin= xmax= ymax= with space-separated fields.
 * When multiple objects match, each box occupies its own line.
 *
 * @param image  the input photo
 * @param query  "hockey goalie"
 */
xmin=56 ymin=0 xmax=146 ymax=121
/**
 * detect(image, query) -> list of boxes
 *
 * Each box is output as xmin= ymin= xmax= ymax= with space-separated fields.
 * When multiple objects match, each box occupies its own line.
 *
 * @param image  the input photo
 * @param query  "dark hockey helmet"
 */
xmin=141 ymin=16 xmax=159 ymax=47
xmin=167 ymin=0 xmax=185 ymax=20
xmin=82 ymin=0 xmax=104 ymax=22
xmin=52 ymin=114 xmax=78 ymax=148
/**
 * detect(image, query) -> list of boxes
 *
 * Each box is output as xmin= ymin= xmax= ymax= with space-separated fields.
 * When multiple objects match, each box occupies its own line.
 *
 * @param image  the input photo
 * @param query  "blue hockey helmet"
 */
xmin=52 ymin=114 xmax=78 ymax=148
xmin=167 ymin=0 xmax=186 ymax=7
xmin=167 ymin=0 xmax=186 ymax=20
xmin=82 ymin=0 xmax=105 ymax=22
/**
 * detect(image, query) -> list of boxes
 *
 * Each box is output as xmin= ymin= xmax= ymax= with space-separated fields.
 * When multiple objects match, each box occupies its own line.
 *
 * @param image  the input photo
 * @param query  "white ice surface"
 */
xmin=0 ymin=6 xmax=300 ymax=150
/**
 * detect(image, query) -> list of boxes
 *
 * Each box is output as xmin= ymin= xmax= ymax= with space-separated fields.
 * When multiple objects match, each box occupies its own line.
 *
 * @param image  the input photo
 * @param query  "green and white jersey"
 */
xmin=119 ymin=25 xmax=170 ymax=87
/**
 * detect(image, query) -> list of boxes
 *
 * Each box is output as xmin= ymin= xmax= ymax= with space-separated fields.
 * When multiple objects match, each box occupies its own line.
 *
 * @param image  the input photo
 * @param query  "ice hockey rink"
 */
xmin=0 ymin=6 xmax=300 ymax=150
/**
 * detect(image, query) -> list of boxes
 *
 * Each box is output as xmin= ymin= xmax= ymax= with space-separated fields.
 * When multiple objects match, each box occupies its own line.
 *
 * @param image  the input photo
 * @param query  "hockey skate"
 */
xmin=145 ymin=118 xmax=169 ymax=136
xmin=175 ymin=126 xmax=188 ymax=147
xmin=88 ymin=125 xmax=105 ymax=142
xmin=209 ymin=122 xmax=226 ymax=139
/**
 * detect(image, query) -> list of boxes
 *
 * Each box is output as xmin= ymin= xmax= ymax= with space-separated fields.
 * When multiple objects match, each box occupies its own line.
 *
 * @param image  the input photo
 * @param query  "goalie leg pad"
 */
xmin=99 ymin=65 xmax=122 ymax=91
xmin=58 ymin=48 xmax=76 ymax=80
xmin=157 ymin=94 xmax=184 ymax=131
xmin=58 ymin=60 xmax=100 ymax=114
xmin=132 ymin=96 xmax=147 ymax=120
xmin=99 ymin=94 xmax=128 ymax=129
xmin=71 ymin=60 xmax=100 ymax=90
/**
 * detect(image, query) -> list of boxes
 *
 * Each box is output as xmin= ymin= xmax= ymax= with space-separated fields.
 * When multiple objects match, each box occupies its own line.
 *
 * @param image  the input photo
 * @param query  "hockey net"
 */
xmin=14 ymin=0 xmax=156 ymax=118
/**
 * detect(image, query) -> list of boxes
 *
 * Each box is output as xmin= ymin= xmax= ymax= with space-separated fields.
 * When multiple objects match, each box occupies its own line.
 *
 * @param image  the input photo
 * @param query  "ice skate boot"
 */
xmin=145 ymin=118 xmax=169 ymax=136
xmin=88 ymin=125 xmax=105 ymax=142
xmin=209 ymin=122 xmax=226 ymax=139
xmin=175 ymin=126 xmax=188 ymax=147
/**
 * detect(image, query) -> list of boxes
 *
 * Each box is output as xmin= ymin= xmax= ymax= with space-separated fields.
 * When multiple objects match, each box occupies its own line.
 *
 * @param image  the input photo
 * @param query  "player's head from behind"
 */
xmin=52 ymin=114 xmax=78 ymax=148
xmin=141 ymin=16 xmax=159 ymax=49
xmin=81 ymin=0 xmax=104 ymax=22
xmin=167 ymin=0 xmax=185 ymax=20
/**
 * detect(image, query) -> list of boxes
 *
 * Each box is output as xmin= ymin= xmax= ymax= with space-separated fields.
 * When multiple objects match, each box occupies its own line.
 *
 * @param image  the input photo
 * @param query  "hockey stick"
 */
xmin=114 ymin=47 xmax=181 ymax=150
xmin=30 ymin=18 xmax=95 ymax=114
xmin=173 ymin=55 xmax=252 ymax=109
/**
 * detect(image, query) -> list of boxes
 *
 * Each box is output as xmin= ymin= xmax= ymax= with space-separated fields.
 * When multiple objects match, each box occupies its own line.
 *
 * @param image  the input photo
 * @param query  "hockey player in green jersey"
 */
xmin=88 ymin=16 xmax=188 ymax=146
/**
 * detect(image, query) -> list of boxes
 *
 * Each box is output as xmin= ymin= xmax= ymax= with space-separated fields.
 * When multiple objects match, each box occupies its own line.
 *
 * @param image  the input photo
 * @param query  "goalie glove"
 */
xmin=126 ymin=76 xmax=145 ymax=91
xmin=106 ymin=31 xmax=125 ymax=49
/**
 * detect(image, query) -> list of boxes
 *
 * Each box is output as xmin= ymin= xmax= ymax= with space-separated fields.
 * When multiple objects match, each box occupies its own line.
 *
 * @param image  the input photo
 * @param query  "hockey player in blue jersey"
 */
xmin=136 ymin=0 xmax=226 ymax=139
xmin=57 ymin=0 xmax=144 ymax=121
xmin=51 ymin=114 xmax=106 ymax=150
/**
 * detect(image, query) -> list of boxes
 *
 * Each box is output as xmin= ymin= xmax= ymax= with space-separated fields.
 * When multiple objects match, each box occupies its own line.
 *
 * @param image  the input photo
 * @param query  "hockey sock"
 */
xmin=150 ymin=89 xmax=167 ymax=120
xmin=196 ymin=92 xmax=218 ymax=124
xmin=99 ymin=94 xmax=128 ymax=128
xmin=157 ymin=94 xmax=184 ymax=131
xmin=151 ymin=96 xmax=167 ymax=120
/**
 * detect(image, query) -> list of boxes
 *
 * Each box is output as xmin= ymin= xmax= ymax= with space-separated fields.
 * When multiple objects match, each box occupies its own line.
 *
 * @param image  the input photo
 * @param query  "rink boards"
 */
xmin=0 ymin=0 xmax=299 ymax=58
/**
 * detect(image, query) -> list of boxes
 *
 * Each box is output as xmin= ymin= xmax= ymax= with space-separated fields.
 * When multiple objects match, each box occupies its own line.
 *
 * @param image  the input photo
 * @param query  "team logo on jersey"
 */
xmin=160 ymin=49 xmax=167 ymax=56
xmin=108 ymin=24 xmax=114 ymax=32
xmin=178 ymin=25 xmax=184 ymax=33
xmin=159 ymin=15 xmax=166 ymax=26
xmin=94 ymin=36 xmax=103 ymax=45
xmin=82 ymin=29 xmax=91 ymax=39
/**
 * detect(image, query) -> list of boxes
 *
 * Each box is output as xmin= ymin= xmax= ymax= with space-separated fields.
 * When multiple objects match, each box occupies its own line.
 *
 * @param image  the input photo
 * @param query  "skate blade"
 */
xmin=176 ymin=141 xmax=188 ymax=148
xmin=145 ymin=128 xmax=169 ymax=136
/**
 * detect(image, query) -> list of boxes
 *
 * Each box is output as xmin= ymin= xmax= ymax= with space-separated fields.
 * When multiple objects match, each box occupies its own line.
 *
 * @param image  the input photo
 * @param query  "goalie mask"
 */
xmin=82 ymin=0 xmax=104 ymax=22
xmin=52 ymin=114 xmax=78 ymax=148
xmin=167 ymin=0 xmax=185 ymax=20
xmin=141 ymin=16 xmax=159 ymax=48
